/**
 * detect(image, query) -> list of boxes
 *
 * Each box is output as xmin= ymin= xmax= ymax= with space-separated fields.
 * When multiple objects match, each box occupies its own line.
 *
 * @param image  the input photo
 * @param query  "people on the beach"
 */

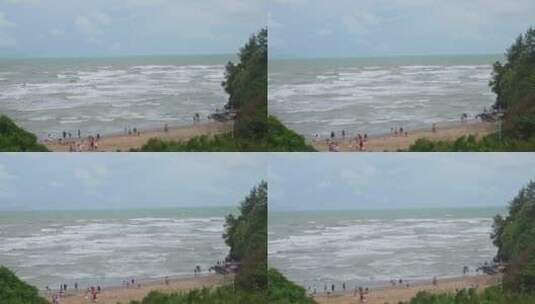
xmin=463 ymin=265 xmax=469 ymax=275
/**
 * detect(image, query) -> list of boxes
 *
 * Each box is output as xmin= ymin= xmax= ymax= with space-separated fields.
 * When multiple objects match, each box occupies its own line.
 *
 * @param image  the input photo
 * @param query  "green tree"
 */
xmin=223 ymin=181 xmax=267 ymax=293
xmin=491 ymin=181 xmax=535 ymax=292
xmin=222 ymin=28 xmax=267 ymax=140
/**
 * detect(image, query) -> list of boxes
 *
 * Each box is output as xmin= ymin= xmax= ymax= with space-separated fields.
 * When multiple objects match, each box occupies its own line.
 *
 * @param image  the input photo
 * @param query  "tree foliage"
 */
xmin=0 ymin=266 xmax=48 ymax=304
xmin=0 ymin=115 xmax=48 ymax=152
xmin=222 ymin=28 xmax=267 ymax=140
xmin=223 ymin=181 xmax=267 ymax=293
xmin=490 ymin=27 xmax=535 ymax=111
xmin=491 ymin=181 xmax=535 ymax=293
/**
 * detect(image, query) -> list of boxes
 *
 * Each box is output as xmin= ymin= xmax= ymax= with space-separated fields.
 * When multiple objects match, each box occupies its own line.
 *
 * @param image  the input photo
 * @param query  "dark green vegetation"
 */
xmin=266 ymin=116 xmax=316 ymax=152
xmin=404 ymin=181 xmax=535 ymax=303
xmin=407 ymin=286 xmax=535 ymax=304
xmin=128 ymin=286 xmax=265 ymax=304
xmin=140 ymin=29 xmax=269 ymax=152
xmin=492 ymin=181 xmax=535 ymax=293
xmin=128 ymin=181 xmax=268 ymax=304
xmin=139 ymin=116 xmax=316 ymax=152
xmin=410 ymin=27 xmax=535 ymax=151
xmin=223 ymin=181 xmax=267 ymax=294
xmin=0 ymin=266 xmax=48 ymax=304
xmin=0 ymin=115 xmax=48 ymax=152
xmin=223 ymin=29 xmax=267 ymax=140
xmin=268 ymin=269 xmax=317 ymax=304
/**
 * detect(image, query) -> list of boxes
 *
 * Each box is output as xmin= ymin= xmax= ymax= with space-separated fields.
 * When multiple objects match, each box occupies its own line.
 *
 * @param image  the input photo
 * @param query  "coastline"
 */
xmin=313 ymin=274 xmax=500 ymax=304
xmin=43 ymin=121 xmax=233 ymax=152
xmin=311 ymin=120 xmax=495 ymax=152
xmin=43 ymin=274 xmax=230 ymax=304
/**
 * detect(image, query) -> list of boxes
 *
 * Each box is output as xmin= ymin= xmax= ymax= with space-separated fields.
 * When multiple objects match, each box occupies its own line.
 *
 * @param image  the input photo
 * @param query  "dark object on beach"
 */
xmin=209 ymin=109 xmax=238 ymax=122
xmin=212 ymin=260 xmax=241 ymax=275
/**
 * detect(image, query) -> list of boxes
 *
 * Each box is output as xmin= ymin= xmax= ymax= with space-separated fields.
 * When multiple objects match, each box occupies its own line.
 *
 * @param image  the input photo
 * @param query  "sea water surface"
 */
xmin=0 ymin=55 xmax=233 ymax=139
xmin=269 ymin=207 xmax=503 ymax=290
xmin=269 ymin=55 xmax=502 ymax=138
xmin=0 ymin=207 xmax=232 ymax=289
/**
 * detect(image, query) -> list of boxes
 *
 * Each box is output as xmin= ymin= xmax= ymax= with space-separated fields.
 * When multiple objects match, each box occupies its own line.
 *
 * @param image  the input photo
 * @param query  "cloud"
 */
xmin=0 ymin=11 xmax=15 ymax=28
xmin=73 ymin=164 xmax=109 ymax=188
xmin=49 ymin=28 xmax=64 ymax=37
xmin=0 ymin=164 xmax=15 ymax=194
xmin=75 ymin=12 xmax=111 ymax=36
xmin=3 ymin=0 xmax=40 ymax=4
xmin=270 ymin=0 xmax=535 ymax=57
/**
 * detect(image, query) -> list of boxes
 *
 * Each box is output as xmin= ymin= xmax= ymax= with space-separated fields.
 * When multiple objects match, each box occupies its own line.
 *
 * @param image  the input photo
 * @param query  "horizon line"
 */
xmin=0 ymin=205 xmax=238 ymax=213
xmin=269 ymin=52 xmax=503 ymax=61
xmin=0 ymin=52 xmax=236 ymax=61
xmin=269 ymin=205 xmax=506 ymax=213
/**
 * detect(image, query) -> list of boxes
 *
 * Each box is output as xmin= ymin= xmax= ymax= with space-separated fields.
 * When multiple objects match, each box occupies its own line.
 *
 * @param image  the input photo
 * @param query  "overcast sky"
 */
xmin=269 ymin=153 xmax=535 ymax=211
xmin=0 ymin=153 xmax=266 ymax=211
xmin=269 ymin=0 xmax=535 ymax=58
xmin=0 ymin=0 xmax=266 ymax=57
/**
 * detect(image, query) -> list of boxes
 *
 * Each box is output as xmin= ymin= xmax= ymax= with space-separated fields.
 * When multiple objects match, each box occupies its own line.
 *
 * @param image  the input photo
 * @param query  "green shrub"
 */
xmin=0 ymin=266 xmax=49 ymax=304
xmin=0 ymin=116 xmax=48 ymax=152
xmin=267 ymin=269 xmax=317 ymax=304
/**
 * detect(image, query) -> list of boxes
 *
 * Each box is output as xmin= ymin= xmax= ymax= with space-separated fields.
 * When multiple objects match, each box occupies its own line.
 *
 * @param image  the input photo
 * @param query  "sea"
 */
xmin=269 ymin=54 xmax=503 ymax=138
xmin=0 ymin=54 xmax=233 ymax=140
xmin=0 ymin=207 xmax=232 ymax=290
xmin=268 ymin=207 xmax=503 ymax=290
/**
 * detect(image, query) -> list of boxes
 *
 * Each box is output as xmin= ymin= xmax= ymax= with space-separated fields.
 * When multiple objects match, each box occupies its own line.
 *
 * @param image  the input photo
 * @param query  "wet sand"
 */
xmin=314 ymin=275 xmax=500 ymax=304
xmin=312 ymin=120 xmax=495 ymax=152
xmin=44 ymin=121 xmax=233 ymax=152
xmin=46 ymin=274 xmax=229 ymax=304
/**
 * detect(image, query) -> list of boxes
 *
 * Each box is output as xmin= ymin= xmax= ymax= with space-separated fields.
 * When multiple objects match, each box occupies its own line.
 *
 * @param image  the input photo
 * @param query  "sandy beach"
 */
xmin=43 ymin=274 xmax=230 ymax=304
xmin=313 ymin=275 xmax=500 ymax=304
xmin=312 ymin=120 xmax=495 ymax=152
xmin=43 ymin=121 xmax=233 ymax=152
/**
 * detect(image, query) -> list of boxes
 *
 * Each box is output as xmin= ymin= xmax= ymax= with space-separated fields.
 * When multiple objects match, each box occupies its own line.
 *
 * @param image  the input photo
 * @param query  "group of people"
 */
xmin=390 ymin=127 xmax=408 ymax=137
xmin=389 ymin=278 xmax=411 ymax=288
xmin=308 ymin=282 xmax=371 ymax=303
xmin=322 ymin=130 xmax=370 ymax=152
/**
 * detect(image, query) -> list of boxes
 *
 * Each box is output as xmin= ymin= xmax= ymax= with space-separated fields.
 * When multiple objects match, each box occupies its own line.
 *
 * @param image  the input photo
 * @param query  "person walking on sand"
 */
xmin=342 ymin=282 xmax=346 ymax=292
xmin=432 ymin=276 xmax=438 ymax=286
xmin=331 ymin=283 xmax=335 ymax=293
xmin=74 ymin=282 xmax=78 ymax=290
xmin=165 ymin=276 xmax=169 ymax=285
xmin=78 ymin=129 xmax=81 ymax=138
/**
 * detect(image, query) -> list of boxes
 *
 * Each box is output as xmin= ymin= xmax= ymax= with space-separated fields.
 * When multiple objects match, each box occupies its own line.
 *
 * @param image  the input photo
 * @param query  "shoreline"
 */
xmin=43 ymin=274 xmax=230 ymax=304
xmin=311 ymin=120 xmax=495 ymax=152
xmin=313 ymin=274 xmax=500 ymax=304
xmin=43 ymin=121 xmax=233 ymax=152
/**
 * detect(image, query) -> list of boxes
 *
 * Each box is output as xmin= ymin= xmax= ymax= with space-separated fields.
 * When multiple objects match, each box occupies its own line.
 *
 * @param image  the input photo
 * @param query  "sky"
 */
xmin=0 ymin=153 xmax=266 ymax=211
xmin=269 ymin=153 xmax=535 ymax=211
xmin=269 ymin=0 xmax=535 ymax=58
xmin=0 ymin=0 xmax=266 ymax=58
